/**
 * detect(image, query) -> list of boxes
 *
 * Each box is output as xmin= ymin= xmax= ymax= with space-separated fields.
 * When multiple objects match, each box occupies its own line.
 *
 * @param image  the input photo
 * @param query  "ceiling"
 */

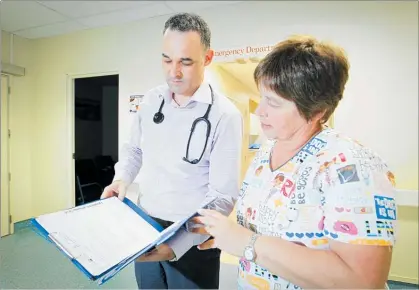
xmin=0 ymin=1 xmax=241 ymax=39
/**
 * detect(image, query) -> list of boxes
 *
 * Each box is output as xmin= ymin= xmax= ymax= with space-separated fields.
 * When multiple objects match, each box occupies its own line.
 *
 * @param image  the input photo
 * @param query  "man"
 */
xmin=101 ymin=13 xmax=243 ymax=289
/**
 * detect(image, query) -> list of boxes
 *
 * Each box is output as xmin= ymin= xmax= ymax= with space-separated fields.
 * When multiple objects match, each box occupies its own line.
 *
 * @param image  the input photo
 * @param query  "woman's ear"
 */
xmin=311 ymin=109 xmax=327 ymax=124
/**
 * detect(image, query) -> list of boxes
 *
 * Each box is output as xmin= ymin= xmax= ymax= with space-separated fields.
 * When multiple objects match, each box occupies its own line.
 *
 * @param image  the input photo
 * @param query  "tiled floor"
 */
xmin=1 ymin=224 xmax=418 ymax=289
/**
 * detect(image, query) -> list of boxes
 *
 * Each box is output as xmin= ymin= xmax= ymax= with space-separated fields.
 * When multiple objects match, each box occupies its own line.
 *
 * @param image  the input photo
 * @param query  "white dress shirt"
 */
xmin=113 ymin=81 xmax=243 ymax=260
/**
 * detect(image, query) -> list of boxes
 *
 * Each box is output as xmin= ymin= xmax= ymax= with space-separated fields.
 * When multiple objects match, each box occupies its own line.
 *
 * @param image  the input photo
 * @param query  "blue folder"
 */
xmin=30 ymin=196 xmax=215 ymax=285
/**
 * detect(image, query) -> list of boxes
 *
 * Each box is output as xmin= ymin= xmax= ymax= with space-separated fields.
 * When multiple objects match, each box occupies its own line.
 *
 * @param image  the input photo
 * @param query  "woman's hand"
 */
xmin=192 ymin=209 xmax=253 ymax=257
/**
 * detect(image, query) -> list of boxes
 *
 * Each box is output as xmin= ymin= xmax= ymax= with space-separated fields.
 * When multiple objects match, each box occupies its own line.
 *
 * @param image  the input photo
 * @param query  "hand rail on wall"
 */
xmin=1 ymin=62 xmax=25 ymax=77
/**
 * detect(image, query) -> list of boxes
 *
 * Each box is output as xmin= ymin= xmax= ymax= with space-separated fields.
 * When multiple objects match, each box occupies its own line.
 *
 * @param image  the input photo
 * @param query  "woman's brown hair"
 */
xmin=254 ymin=35 xmax=350 ymax=124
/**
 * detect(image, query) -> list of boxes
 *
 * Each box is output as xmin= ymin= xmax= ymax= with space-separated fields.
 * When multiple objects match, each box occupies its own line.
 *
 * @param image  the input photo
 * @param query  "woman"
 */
xmin=195 ymin=35 xmax=397 ymax=289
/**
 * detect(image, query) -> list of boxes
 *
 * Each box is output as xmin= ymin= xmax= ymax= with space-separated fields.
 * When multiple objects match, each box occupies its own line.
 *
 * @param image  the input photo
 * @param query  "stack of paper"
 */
xmin=31 ymin=196 xmax=215 ymax=285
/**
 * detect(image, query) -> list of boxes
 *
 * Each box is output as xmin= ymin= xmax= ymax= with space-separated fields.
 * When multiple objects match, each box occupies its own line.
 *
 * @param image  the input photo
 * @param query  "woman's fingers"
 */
xmin=190 ymin=226 xmax=210 ymax=235
xmin=190 ymin=216 xmax=202 ymax=224
xmin=195 ymin=215 xmax=217 ymax=228
xmin=197 ymin=209 xmax=223 ymax=218
xmin=198 ymin=238 xmax=217 ymax=250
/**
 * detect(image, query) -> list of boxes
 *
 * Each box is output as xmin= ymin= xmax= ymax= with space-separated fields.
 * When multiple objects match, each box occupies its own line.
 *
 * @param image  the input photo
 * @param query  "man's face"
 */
xmin=162 ymin=29 xmax=213 ymax=96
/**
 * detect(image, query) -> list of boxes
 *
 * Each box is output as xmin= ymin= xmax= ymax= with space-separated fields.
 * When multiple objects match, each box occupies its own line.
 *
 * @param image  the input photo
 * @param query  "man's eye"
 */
xmin=182 ymin=62 xmax=193 ymax=66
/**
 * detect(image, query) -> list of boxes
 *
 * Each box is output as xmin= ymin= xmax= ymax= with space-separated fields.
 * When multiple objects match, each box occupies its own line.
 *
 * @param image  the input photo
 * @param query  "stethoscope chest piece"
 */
xmin=153 ymin=112 xmax=164 ymax=124
xmin=153 ymin=96 xmax=165 ymax=124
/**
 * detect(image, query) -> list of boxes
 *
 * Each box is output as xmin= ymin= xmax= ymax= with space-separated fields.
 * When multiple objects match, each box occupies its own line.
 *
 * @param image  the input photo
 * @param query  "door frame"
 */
xmin=66 ymin=71 xmax=119 ymax=209
xmin=1 ymin=74 xmax=11 ymax=237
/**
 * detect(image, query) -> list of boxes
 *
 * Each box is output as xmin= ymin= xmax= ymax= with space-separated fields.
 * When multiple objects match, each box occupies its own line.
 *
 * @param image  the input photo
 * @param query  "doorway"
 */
xmin=207 ymin=60 xmax=261 ymax=182
xmin=73 ymin=74 xmax=119 ymax=206
xmin=1 ymin=74 xmax=11 ymax=237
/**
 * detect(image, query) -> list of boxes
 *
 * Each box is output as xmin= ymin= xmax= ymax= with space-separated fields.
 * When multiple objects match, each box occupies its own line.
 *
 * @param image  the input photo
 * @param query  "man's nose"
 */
xmin=170 ymin=63 xmax=182 ymax=78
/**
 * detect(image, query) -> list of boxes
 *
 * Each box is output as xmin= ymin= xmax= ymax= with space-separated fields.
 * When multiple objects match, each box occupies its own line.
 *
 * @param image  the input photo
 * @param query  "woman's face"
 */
xmin=255 ymin=84 xmax=309 ymax=141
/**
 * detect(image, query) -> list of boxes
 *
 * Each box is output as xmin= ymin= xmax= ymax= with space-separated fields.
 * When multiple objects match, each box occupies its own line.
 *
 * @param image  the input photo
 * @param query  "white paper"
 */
xmin=35 ymin=197 xmax=160 ymax=276
xmin=97 ymin=196 xmax=218 ymax=284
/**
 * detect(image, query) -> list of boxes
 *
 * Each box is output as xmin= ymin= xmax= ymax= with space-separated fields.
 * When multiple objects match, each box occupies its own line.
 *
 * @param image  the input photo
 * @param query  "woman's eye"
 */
xmin=267 ymin=98 xmax=281 ymax=107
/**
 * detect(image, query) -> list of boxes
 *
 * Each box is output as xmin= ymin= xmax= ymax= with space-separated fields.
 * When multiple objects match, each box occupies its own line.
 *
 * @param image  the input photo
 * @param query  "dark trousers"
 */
xmin=135 ymin=217 xmax=221 ymax=289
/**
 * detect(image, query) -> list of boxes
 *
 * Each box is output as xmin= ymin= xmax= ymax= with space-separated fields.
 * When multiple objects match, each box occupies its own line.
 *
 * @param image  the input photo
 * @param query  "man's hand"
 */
xmin=101 ymin=180 xmax=127 ymax=201
xmin=136 ymin=244 xmax=175 ymax=262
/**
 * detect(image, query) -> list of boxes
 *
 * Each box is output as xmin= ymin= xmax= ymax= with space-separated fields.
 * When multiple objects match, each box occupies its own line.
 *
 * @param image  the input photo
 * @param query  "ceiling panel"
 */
xmin=0 ymin=1 xmax=243 ymax=39
xmin=76 ymin=2 xmax=173 ymax=28
xmin=164 ymin=1 xmax=241 ymax=13
xmin=37 ymin=1 xmax=155 ymax=19
xmin=0 ymin=1 xmax=68 ymax=32
xmin=13 ymin=20 xmax=88 ymax=39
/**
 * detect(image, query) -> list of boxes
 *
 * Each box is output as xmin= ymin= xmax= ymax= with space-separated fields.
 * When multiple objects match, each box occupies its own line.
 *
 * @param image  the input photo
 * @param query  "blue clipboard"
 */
xmin=30 ymin=196 xmax=216 ymax=285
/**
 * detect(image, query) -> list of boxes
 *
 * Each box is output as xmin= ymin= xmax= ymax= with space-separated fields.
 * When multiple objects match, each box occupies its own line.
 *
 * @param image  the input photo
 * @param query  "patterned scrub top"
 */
xmin=236 ymin=128 xmax=397 ymax=290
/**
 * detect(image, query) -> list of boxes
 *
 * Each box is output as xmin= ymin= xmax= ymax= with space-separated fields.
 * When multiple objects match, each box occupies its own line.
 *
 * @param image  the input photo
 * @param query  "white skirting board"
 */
xmin=396 ymin=189 xmax=419 ymax=207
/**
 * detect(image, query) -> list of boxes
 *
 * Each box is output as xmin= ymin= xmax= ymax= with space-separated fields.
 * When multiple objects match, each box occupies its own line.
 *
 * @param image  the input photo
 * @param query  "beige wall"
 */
xmin=1 ymin=32 xmax=11 ymax=63
xmin=1 ymin=0 xmax=418 ymax=283
xmin=206 ymin=64 xmax=258 ymax=181
xmin=1 ymin=31 xmax=35 ymax=223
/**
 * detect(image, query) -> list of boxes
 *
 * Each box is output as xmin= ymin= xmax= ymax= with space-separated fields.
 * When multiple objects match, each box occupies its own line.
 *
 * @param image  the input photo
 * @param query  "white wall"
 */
xmin=102 ymin=86 xmax=118 ymax=161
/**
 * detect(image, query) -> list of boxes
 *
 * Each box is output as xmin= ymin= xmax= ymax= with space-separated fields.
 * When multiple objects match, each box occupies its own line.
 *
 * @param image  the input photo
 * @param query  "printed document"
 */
xmin=35 ymin=197 xmax=161 ymax=277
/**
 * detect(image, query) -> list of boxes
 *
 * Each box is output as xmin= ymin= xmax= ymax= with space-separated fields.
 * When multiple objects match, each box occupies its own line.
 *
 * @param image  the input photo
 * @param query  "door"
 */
xmin=1 ymin=74 xmax=11 ymax=237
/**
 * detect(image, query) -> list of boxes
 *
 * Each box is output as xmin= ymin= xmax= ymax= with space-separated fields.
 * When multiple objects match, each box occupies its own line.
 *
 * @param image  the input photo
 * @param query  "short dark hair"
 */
xmin=163 ymin=13 xmax=211 ymax=49
xmin=254 ymin=35 xmax=350 ymax=124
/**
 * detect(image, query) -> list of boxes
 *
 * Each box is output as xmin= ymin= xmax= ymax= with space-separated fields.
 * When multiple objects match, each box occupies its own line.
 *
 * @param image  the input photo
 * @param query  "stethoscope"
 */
xmin=153 ymin=84 xmax=214 ymax=164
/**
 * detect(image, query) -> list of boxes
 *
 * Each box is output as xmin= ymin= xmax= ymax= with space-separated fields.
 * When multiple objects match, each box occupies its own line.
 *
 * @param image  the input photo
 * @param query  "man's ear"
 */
xmin=204 ymin=49 xmax=214 ymax=66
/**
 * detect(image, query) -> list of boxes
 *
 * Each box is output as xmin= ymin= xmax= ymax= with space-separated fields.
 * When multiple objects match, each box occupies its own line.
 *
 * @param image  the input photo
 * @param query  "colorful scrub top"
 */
xmin=236 ymin=128 xmax=397 ymax=290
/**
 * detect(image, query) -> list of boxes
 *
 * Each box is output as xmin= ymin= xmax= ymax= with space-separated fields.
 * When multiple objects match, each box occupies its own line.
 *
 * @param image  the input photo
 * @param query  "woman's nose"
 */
xmin=254 ymin=102 xmax=265 ymax=117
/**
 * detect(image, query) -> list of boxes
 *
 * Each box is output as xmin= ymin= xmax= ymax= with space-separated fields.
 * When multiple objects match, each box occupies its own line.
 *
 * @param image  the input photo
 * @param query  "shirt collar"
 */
xmin=190 ymin=81 xmax=213 ymax=105
xmin=161 ymin=81 xmax=213 ymax=105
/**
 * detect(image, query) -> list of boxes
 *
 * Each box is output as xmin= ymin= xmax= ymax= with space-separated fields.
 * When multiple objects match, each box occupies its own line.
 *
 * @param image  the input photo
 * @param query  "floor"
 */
xmin=1 ymin=223 xmax=418 ymax=289
xmin=0 ymin=221 xmax=239 ymax=289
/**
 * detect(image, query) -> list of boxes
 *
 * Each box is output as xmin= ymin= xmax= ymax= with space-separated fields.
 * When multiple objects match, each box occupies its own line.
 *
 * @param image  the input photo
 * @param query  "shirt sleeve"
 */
xmin=112 ymin=97 xmax=145 ymax=185
xmin=166 ymin=109 xmax=244 ymax=260
xmin=317 ymin=147 xmax=397 ymax=246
